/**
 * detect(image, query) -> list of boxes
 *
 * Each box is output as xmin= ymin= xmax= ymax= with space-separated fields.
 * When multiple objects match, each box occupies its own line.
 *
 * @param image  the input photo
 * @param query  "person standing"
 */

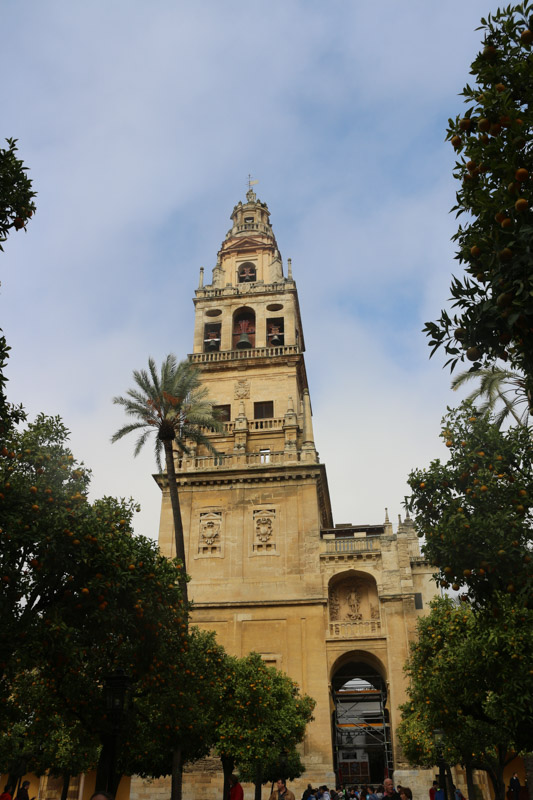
xmin=510 ymin=773 xmax=521 ymax=800
xmin=270 ymin=779 xmax=296 ymax=800
xmin=15 ymin=783 xmax=34 ymax=800
xmin=0 ymin=787 xmax=13 ymax=800
xmin=430 ymin=780 xmax=438 ymax=800
xmin=383 ymin=779 xmax=401 ymax=800
xmin=230 ymin=775 xmax=244 ymax=800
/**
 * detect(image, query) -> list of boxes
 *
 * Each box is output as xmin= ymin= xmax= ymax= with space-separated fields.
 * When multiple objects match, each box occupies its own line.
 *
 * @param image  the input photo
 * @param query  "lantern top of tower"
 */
xmin=225 ymin=188 xmax=275 ymax=244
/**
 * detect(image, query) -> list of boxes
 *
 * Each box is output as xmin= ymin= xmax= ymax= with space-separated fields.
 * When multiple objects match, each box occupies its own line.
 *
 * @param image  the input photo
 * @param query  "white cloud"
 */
xmin=1 ymin=0 xmax=499 ymax=538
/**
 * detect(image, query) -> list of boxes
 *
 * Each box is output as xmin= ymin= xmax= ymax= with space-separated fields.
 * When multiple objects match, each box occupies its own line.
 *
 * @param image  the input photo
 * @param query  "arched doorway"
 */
xmin=331 ymin=655 xmax=392 ymax=787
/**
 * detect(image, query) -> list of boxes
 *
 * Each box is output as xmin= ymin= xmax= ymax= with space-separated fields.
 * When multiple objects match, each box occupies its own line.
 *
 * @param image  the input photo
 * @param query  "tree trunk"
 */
xmin=445 ymin=762 xmax=454 ymax=800
xmin=60 ymin=773 xmax=70 ymax=800
xmin=484 ymin=757 xmax=507 ymax=800
xmin=524 ymin=754 xmax=533 ymax=800
xmin=221 ymin=754 xmax=234 ymax=800
xmin=254 ymin=763 xmax=263 ymax=800
xmin=95 ymin=737 xmax=122 ymax=796
xmin=171 ymin=745 xmax=183 ymax=800
xmin=95 ymin=739 xmax=110 ymax=793
xmin=163 ymin=438 xmax=189 ymax=606
xmin=465 ymin=763 xmax=476 ymax=800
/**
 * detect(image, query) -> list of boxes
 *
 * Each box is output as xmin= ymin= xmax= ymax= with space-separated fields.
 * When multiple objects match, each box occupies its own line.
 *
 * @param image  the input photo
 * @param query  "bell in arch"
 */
xmin=269 ymin=325 xmax=281 ymax=345
xmin=235 ymin=320 xmax=253 ymax=349
xmin=236 ymin=331 xmax=252 ymax=349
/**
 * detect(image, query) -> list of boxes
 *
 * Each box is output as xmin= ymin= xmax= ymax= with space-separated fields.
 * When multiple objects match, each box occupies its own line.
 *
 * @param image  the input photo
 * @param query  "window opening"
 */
xmin=267 ymin=317 xmax=284 ymax=346
xmin=259 ymin=448 xmax=271 ymax=464
xmin=233 ymin=309 xmax=255 ymax=349
xmin=204 ymin=322 xmax=221 ymax=352
xmin=254 ymin=401 xmax=273 ymax=420
xmin=238 ymin=262 xmax=256 ymax=283
xmin=414 ymin=592 xmax=423 ymax=610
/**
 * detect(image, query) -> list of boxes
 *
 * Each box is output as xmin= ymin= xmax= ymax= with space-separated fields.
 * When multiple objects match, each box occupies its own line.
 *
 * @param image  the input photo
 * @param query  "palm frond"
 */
xmin=111 ymin=421 xmax=149 ymax=444
xmin=451 ymin=366 xmax=529 ymax=429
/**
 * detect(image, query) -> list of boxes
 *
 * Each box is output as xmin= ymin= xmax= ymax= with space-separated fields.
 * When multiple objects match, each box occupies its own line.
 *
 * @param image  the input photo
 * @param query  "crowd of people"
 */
xmin=297 ymin=777 xmax=411 ymax=800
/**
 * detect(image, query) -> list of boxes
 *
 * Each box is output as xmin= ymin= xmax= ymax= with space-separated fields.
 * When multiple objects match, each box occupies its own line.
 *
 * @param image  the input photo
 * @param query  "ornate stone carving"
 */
xmin=234 ymin=379 xmax=250 ymax=399
xmin=346 ymin=586 xmax=362 ymax=620
xmin=199 ymin=511 xmax=222 ymax=552
xmin=328 ymin=579 xmax=368 ymax=622
xmin=253 ymin=508 xmax=276 ymax=550
xmin=329 ymin=588 xmax=340 ymax=621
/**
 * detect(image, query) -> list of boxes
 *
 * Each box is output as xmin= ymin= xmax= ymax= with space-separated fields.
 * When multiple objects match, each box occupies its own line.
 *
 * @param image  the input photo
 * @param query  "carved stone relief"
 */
xmin=199 ymin=511 xmax=222 ymax=554
xmin=234 ymin=379 xmax=250 ymax=400
xmin=329 ymin=588 xmax=340 ymax=621
xmin=328 ymin=577 xmax=379 ymax=623
xmin=253 ymin=508 xmax=276 ymax=552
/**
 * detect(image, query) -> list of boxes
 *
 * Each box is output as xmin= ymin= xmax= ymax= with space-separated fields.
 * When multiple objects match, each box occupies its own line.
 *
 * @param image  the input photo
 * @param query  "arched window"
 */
xmin=237 ymin=262 xmax=256 ymax=283
xmin=232 ymin=308 xmax=256 ymax=349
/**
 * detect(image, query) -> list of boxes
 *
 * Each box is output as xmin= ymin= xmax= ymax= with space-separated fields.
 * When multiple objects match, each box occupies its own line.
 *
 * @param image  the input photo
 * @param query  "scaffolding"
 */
xmin=331 ymin=675 xmax=393 ymax=786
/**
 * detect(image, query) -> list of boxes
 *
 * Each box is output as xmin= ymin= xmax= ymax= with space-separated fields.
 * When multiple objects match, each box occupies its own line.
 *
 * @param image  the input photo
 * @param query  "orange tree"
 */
xmin=407 ymin=402 xmax=532 ymax=607
xmin=215 ymin=653 xmax=315 ymax=800
xmin=425 ymin=3 xmax=533 ymax=402
xmin=0 ymin=413 xmax=189 ymax=795
xmin=398 ymin=597 xmax=532 ymax=800
xmin=0 ymin=138 xmax=36 ymax=251
xmin=123 ymin=628 xmax=229 ymax=782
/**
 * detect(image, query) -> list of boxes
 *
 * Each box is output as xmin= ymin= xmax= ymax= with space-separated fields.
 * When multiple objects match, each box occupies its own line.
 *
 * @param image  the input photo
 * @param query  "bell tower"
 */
xmin=157 ymin=187 xmax=335 ymax=785
xmin=187 ymin=185 xmax=320 ymax=466
xmin=153 ymin=190 xmax=437 ymax=800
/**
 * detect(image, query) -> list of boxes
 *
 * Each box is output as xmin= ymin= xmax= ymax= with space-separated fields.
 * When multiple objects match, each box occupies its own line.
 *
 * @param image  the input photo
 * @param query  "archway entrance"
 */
xmin=331 ymin=659 xmax=392 ymax=787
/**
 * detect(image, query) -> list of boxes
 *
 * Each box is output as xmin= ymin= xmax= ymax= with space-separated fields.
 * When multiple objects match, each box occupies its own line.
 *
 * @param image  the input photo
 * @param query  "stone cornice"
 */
xmin=192 ymin=597 xmax=327 ymax=609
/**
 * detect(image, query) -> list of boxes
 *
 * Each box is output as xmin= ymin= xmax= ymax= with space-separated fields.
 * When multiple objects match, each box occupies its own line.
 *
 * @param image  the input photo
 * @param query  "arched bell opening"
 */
xmin=330 ymin=652 xmax=392 ymax=787
xmin=203 ymin=322 xmax=221 ymax=352
xmin=237 ymin=262 xmax=256 ymax=283
xmin=232 ymin=307 xmax=256 ymax=350
xmin=267 ymin=317 xmax=284 ymax=346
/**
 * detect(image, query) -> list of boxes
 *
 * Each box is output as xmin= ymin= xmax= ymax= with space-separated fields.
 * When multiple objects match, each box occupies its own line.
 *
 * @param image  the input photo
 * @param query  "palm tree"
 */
xmin=112 ymin=355 xmax=222 ymax=604
xmin=451 ymin=366 xmax=530 ymax=428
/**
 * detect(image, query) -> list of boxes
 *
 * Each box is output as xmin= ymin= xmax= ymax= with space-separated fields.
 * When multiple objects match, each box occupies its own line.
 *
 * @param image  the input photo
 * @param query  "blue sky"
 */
xmin=2 ymin=0 xmax=499 ymax=536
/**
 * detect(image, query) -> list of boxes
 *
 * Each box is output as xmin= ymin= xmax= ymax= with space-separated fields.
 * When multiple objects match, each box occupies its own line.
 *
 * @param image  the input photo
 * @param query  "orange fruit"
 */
xmin=515 ymin=168 xmax=529 ymax=181
xmin=515 ymin=197 xmax=529 ymax=212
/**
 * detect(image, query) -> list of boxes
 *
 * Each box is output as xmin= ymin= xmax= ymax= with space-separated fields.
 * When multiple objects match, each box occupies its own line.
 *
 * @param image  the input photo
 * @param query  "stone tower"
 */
xmin=153 ymin=190 xmax=436 ymax=799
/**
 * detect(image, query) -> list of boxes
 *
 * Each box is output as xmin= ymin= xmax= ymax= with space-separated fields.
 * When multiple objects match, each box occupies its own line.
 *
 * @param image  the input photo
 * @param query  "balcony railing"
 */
xmin=328 ymin=620 xmax=382 ymax=638
xmin=323 ymin=537 xmax=381 ymax=554
xmin=190 ymin=344 xmax=300 ymax=363
xmin=195 ymin=281 xmax=295 ymax=299
xmin=175 ymin=450 xmax=302 ymax=472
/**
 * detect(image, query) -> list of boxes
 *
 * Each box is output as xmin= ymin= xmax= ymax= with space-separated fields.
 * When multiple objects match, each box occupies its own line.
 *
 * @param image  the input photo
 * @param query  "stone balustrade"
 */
xmin=190 ymin=344 xmax=300 ymax=364
xmin=175 ymin=450 xmax=305 ymax=472
xmin=195 ymin=280 xmax=295 ymax=300
xmin=328 ymin=620 xmax=382 ymax=638
xmin=235 ymin=221 xmax=271 ymax=234
xmin=320 ymin=536 xmax=381 ymax=566
xmin=323 ymin=537 xmax=381 ymax=554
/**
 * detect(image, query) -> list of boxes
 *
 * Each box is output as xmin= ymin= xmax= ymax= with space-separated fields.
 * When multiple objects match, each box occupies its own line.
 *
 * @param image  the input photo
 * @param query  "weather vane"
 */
xmin=247 ymin=174 xmax=258 ymax=191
